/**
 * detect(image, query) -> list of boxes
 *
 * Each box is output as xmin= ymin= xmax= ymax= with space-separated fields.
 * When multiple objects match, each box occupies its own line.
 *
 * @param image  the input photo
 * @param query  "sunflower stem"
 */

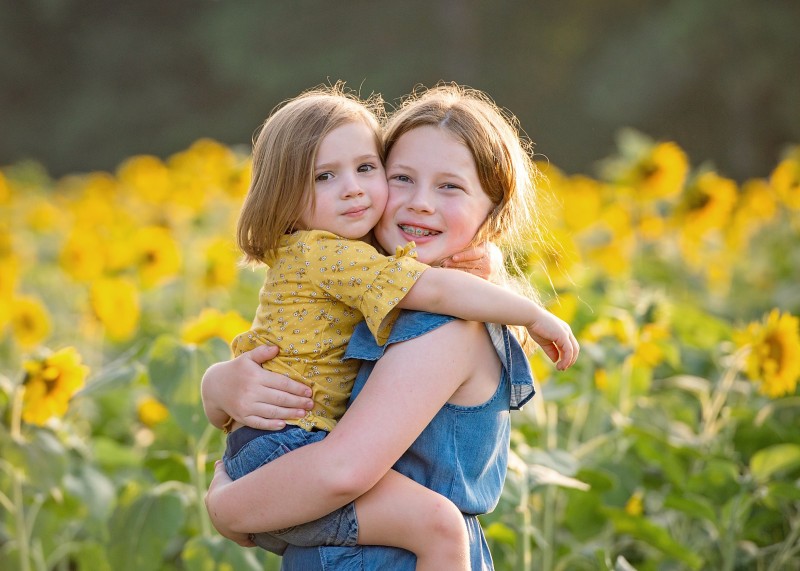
xmin=13 ymin=466 xmax=32 ymax=571
xmin=10 ymin=383 xmax=24 ymax=442
xmin=541 ymin=401 xmax=558 ymax=571
xmin=191 ymin=424 xmax=216 ymax=537
xmin=701 ymin=350 xmax=745 ymax=443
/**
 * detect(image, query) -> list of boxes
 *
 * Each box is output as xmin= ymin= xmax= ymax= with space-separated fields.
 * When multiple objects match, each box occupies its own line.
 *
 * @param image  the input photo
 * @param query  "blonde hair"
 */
xmin=384 ymin=83 xmax=545 ymax=272
xmin=237 ymin=84 xmax=384 ymax=263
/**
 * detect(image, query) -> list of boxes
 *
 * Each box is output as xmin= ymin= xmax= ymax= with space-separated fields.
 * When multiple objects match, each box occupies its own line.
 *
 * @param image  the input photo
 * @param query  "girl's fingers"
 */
xmin=540 ymin=342 xmax=561 ymax=364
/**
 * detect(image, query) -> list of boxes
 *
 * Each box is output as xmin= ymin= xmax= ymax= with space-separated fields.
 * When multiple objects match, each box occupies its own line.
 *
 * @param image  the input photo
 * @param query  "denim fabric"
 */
xmin=281 ymin=515 xmax=493 ymax=571
xmin=223 ymin=426 xmax=359 ymax=554
xmin=280 ymin=310 xmax=535 ymax=570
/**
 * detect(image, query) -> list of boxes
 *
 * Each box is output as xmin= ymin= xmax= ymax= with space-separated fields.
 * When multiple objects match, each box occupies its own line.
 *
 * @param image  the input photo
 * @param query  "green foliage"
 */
xmin=147 ymin=336 xmax=229 ymax=442
xmin=2 ymin=131 xmax=799 ymax=570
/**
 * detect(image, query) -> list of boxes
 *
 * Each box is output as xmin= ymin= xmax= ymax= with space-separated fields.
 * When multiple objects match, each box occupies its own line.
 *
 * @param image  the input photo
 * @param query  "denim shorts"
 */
xmin=223 ymin=425 xmax=359 ymax=554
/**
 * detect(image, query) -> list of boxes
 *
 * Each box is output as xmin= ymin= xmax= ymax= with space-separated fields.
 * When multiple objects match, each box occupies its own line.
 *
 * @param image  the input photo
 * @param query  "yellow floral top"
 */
xmin=232 ymin=230 xmax=427 ymax=432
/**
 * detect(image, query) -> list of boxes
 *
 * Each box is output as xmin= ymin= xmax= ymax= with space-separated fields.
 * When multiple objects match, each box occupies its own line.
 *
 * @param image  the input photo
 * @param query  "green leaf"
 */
xmin=107 ymin=483 xmax=189 ymax=571
xmin=92 ymin=435 xmax=144 ymax=470
xmin=528 ymin=448 xmax=581 ymax=476
xmin=144 ymin=450 xmax=192 ymax=483
xmin=528 ymin=464 xmax=590 ymax=491
xmin=754 ymin=396 xmax=800 ymax=426
xmin=750 ymin=443 xmax=800 ymax=483
xmin=687 ymin=458 xmax=740 ymax=503
xmin=182 ymin=535 xmax=270 ymax=571
xmin=664 ymin=491 xmax=717 ymax=526
xmin=76 ymin=343 xmax=148 ymax=397
xmin=765 ymin=481 xmax=800 ymax=503
xmin=670 ymin=303 xmax=732 ymax=350
xmin=63 ymin=463 xmax=116 ymax=522
xmin=147 ymin=335 xmax=227 ymax=441
xmin=483 ymin=521 xmax=518 ymax=547
xmin=8 ymin=428 xmax=68 ymax=490
xmin=564 ymin=486 xmax=607 ymax=540
xmin=659 ymin=375 xmax=712 ymax=400
xmin=607 ymin=509 xmax=704 ymax=569
xmin=72 ymin=541 xmax=113 ymax=571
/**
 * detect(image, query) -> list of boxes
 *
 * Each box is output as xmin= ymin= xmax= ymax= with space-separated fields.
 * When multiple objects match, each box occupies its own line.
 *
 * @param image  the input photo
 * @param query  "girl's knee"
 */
xmin=422 ymin=495 xmax=468 ymax=545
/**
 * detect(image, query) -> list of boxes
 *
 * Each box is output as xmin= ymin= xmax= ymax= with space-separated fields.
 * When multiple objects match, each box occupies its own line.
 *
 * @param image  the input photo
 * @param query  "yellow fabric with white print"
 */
xmin=232 ymin=230 xmax=426 ymax=432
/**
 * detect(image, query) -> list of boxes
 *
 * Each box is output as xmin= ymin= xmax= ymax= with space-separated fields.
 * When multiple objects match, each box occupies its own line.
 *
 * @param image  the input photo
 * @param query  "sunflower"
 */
xmin=0 ymin=170 xmax=10 ymax=204
xmin=67 ymin=173 xmax=120 ymax=228
xmin=735 ymin=310 xmax=800 ymax=398
xmin=168 ymin=138 xmax=240 ymax=203
xmin=558 ymin=175 xmax=603 ymax=232
xmin=203 ymin=238 xmax=239 ymax=288
xmin=679 ymin=171 xmax=738 ymax=238
xmin=59 ymin=229 xmax=105 ymax=282
xmin=90 ymin=277 xmax=140 ymax=341
xmin=181 ymin=308 xmax=251 ymax=345
xmin=625 ymin=490 xmax=645 ymax=517
xmin=25 ymin=198 xmax=62 ymax=233
xmin=11 ymin=295 xmax=52 ymax=349
xmin=533 ymin=227 xmax=583 ymax=289
xmin=629 ymin=141 xmax=689 ymax=202
xmin=137 ymin=395 xmax=169 ymax=427
xmin=726 ymin=179 xmax=778 ymax=251
xmin=631 ymin=322 xmax=670 ymax=368
xmin=134 ymin=226 xmax=182 ymax=288
xmin=117 ymin=155 xmax=172 ymax=205
xmin=22 ymin=347 xmax=89 ymax=426
xmin=0 ymin=252 xmax=19 ymax=328
xmin=676 ymin=171 xmax=738 ymax=269
xmin=770 ymin=148 xmax=800 ymax=210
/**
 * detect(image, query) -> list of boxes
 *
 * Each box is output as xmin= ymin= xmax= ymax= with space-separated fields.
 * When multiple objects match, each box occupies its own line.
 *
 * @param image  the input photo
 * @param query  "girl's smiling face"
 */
xmin=296 ymin=121 xmax=387 ymax=241
xmin=375 ymin=126 xmax=495 ymax=265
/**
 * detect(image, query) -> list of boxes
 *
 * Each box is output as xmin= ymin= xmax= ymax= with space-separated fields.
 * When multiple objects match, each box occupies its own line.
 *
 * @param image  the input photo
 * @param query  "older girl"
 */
xmin=204 ymin=84 xmax=578 ymax=569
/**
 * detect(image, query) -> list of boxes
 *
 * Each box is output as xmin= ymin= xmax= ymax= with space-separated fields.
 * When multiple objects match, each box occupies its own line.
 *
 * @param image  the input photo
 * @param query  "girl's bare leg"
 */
xmin=354 ymin=469 xmax=469 ymax=571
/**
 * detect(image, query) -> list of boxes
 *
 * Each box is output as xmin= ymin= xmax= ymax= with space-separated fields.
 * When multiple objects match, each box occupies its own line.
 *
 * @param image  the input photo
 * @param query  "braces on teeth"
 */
xmin=402 ymin=225 xmax=432 ymax=236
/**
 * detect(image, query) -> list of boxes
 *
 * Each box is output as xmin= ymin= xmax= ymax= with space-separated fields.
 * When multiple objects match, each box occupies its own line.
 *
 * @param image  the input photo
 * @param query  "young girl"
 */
xmin=209 ymin=84 xmax=579 ymax=569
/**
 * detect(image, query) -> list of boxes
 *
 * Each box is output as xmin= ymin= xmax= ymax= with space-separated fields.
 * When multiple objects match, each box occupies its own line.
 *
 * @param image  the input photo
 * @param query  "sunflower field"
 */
xmin=1 ymin=130 xmax=799 ymax=571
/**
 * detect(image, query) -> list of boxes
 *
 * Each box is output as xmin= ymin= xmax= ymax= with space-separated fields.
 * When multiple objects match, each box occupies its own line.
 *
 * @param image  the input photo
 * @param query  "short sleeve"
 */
xmin=360 ymin=243 xmax=428 ymax=344
xmin=304 ymin=232 xmax=428 ymax=345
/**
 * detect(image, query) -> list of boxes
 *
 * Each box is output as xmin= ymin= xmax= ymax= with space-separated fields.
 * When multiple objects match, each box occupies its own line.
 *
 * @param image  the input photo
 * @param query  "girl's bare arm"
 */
xmin=201 ymin=344 xmax=313 ymax=430
xmin=205 ymin=319 xmax=484 ymax=534
xmin=398 ymin=267 xmax=579 ymax=369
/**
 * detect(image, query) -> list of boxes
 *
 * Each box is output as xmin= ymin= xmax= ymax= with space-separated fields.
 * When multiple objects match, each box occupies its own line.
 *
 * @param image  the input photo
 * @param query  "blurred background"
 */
xmin=3 ymin=3 xmax=800 ymax=570
xmin=2 ymin=0 xmax=798 ymax=181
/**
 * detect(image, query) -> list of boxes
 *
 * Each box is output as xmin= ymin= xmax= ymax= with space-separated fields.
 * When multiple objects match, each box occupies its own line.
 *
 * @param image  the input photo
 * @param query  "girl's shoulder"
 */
xmin=345 ymin=311 xmax=486 ymax=362
xmin=278 ymin=230 xmax=380 ymax=257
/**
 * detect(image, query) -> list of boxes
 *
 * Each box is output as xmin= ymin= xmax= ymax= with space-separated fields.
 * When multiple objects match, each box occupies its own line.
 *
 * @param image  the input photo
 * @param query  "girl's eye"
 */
xmin=315 ymin=172 xmax=333 ymax=182
xmin=357 ymin=163 xmax=375 ymax=173
xmin=391 ymin=174 xmax=412 ymax=183
xmin=440 ymin=183 xmax=463 ymax=191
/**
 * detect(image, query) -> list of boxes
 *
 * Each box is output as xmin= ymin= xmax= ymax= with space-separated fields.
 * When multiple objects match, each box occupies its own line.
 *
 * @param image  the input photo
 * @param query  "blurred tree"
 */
xmin=0 ymin=0 xmax=797 ymax=180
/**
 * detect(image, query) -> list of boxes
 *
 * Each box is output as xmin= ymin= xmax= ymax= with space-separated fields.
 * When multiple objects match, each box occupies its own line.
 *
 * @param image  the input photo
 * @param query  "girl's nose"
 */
xmin=341 ymin=175 xmax=364 ymax=198
xmin=406 ymin=188 xmax=434 ymax=213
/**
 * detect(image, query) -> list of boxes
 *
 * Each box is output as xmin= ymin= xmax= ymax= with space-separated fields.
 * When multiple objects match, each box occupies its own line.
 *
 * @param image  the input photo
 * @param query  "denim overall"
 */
xmin=281 ymin=310 xmax=535 ymax=570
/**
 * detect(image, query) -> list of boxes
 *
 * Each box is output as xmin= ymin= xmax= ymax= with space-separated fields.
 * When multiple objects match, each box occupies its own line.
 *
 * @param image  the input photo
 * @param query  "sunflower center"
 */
xmin=765 ymin=335 xmax=784 ymax=371
xmin=637 ymin=161 xmax=661 ymax=181
xmin=686 ymin=190 xmax=711 ymax=212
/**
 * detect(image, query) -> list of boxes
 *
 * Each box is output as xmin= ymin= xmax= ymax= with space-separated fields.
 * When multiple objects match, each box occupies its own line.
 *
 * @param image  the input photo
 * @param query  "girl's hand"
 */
xmin=201 ymin=345 xmax=314 ymax=431
xmin=442 ymin=242 xmax=503 ymax=282
xmin=526 ymin=311 xmax=580 ymax=371
xmin=205 ymin=461 xmax=256 ymax=546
